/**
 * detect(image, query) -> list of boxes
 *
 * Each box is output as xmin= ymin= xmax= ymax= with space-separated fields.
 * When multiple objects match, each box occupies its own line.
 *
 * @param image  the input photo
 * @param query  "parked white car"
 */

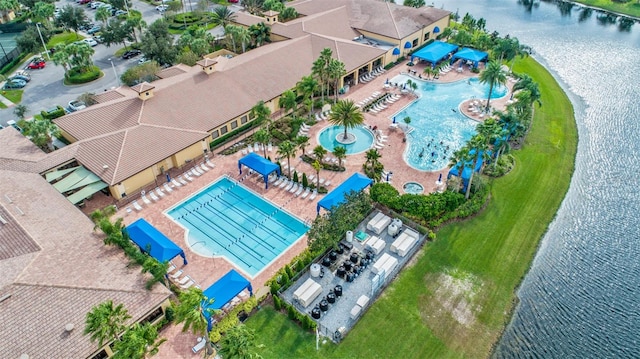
xmin=156 ymin=4 xmax=168 ymax=12
xmin=83 ymin=38 xmax=98 ymax=47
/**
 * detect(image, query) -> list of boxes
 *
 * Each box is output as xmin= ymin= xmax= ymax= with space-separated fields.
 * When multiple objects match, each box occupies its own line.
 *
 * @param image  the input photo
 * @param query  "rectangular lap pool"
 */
xmin=166 ymin=177 xmax=309 ymax=277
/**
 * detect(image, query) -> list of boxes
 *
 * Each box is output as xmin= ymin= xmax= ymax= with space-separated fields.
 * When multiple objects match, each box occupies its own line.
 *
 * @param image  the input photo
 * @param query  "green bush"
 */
xmin=292 ymin=171 xmax=299 ymax=183
xmin=66 ymin=66 xmax=101 ymax=84
xmin=164 ymin=305 xmax=175 ymax=322
xmin=273 ymin=294 xmax=282 ymax=310
xmin=302 ymin=173 xmax=308 ymax=189
xmin=0 ymin=52 xmax=28 ymax=75
xmin=210 ymin=120 xmax=260 ymax=150
xmin=40 ymin=106 xmax=66 ymax=120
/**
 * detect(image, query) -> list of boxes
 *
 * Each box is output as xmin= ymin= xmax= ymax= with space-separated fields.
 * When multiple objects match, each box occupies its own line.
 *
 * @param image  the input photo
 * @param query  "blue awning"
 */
xmin=403 ymin=41 xmax=412 ymax=49
xmin=433 ymin=26 xmax=440 ymax=33
xmin=392 ymin=47 xmax=400 ymax=55
xmin=203 ymin=269 xmax=253 ymax=323
xmin=238 ymin=152 xmax=281 ymax=189
xmin=411 ymin=41 xmax=459 ymax=66
xmin=317 ymin=172 xmax=373 ymax=214
xmin=451 ymin=47 xmax=489 ymax=68
xmin=125 ymin=218 xmax=187 ymax=264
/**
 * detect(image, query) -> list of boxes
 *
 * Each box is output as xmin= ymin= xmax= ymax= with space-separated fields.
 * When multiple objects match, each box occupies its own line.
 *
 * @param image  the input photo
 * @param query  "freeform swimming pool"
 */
xmin=166 ymin=177 xmax=309 ymax=277
xmin=391 ymin=75 xmax=508 ymax=171
xmin=317 ymin=125 xmax=375 ymax=154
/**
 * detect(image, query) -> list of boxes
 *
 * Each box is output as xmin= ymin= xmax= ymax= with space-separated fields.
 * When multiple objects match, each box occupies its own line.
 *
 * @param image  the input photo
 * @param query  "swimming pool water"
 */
xmin=166 ymin=177 xmax=309 ymax=277
xmin=317 ymin=125 xmax=375 ymax=154
xmin=391 ymin=75 xmax=508 ymax=171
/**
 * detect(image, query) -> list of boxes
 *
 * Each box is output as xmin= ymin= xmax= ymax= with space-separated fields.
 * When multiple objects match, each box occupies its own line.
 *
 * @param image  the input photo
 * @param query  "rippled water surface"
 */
xmin=439 ymin=1 xmax=640 ymax=357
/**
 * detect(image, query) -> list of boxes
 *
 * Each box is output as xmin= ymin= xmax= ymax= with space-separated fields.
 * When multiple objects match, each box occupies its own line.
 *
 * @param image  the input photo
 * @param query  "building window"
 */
xmin=211 ymin=129 xmax=219 ymax=139
xmin=220 ymin=126 xmax=228 ymax=135
xmin=423 ymin=32 xmax=430 ymax=41
xmin=412 ymin=38 xmax=418 ymax=47
xmin=141 ymin=307 xmax=164 ymax=325
xmin=241 ymin=115 xmax=248 ymax=124
xmin=230 ymin=120 xmax=238 ymax=129
xmin=248 ymin=112 xmax=255 ymax=120
xmin=91 ymin=349 xmax=109 ymax=359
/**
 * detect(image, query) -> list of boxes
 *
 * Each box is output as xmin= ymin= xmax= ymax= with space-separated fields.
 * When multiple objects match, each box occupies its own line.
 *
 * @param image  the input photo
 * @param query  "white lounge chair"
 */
xmin=285 ymin=181 xmax=295 ymax=191
xmin=294 ymin=186 xmax=304 ymax=197
xmin=300 ymin=188 xmax=311 ymax=199
xmin=191 ymin=168 xmax=202 ymax=176
xmin=170 ymin=269 xmax=183 ymax=280
xmin=309 ymin=189 xmax=318 ymax=200
xmin=200 ymin=163 xmax=210 ymax=172
xmin=279 ymin=179 xmax=289 ymax=189
xmin=288 ymin=183 xmax=299 ymax=193
xmin=273 ymin=177 xmax=284 ymax=186
xmin=132 ymin=200 xmax=143 ymax=211
xmin=178 ymin=176 xmax=188 ymax=185
xmin=176 ymin=275 xmax=191 ymax=285
xmin=155 ymin=188 xmax=166 ymax=197
xmin=171 ymin=178 xmax=182 ymax=187
xmin=141 ymin=191 xmax=151 ymax=205
xmin=163 ymin=183 xmax=174 ymax=192
xmin=184 ymin=173 xmax=194 ymax=182
xmin=324 ymin=180 xmax=332 ymax=187
xmin=192 ymin=337 xmax=207 ymax=354
xmin=181 ymin=279 xmax=195 ymax=289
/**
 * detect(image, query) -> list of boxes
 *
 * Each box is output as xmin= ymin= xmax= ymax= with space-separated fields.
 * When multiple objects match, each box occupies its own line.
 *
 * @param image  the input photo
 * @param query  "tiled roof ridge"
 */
xmin=111 ymin=128 xmax=131 ymax=186
xmin=138 ymin=123 xmax=209 ymax=136
xmin=386 ymin=1 xmax=401 ymax=38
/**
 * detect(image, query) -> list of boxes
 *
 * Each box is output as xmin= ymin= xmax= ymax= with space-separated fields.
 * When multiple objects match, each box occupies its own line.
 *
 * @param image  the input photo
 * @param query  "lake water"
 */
xmin=438 ymin=1 xmax=640 ymax=357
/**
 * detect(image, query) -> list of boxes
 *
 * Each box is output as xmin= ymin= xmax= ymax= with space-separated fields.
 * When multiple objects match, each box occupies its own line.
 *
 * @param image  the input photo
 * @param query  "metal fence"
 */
xmin=0 ymin=46 xmax=20 ymax=70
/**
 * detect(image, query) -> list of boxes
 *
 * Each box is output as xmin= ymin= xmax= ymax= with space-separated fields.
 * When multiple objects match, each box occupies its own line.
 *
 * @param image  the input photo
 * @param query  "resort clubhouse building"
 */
xmin=0 ymin=1 xmax=450 ymax=357
xmin=52 ymin=0 xmax=450 ymax=203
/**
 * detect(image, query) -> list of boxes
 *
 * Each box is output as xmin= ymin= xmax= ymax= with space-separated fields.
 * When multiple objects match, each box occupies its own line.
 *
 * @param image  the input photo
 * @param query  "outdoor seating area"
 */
xmin=280 ymin=210 xmax=426 ymax=343
xmin=358 ymin=66 xmax=386 ymax=83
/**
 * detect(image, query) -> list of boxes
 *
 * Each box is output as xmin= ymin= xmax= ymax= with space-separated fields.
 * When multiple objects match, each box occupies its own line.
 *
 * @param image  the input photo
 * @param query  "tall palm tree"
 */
xmin=23 ymin=117 xmax=61 ymax=152
xmin=312 ymin=159 xmax=322 ymax=188
xmin=52 ymin=44 xmax=71 ymax=77
xmin=250 ymin=100 xmax=272 ymax=131
xmin=174 ymin=288 xmax=216 ymax=357
xmin=465 ymin=135 xmax=487 ymax=199
xmin=363 ymin=149 xmax=382 ymax=182
xmin=333 ymin=146 xmax=346 ymax=167
xmin=125 ymin=15 xmax=146 ymax=43
xmin=449 ymin=147 xmax=471 ymax=193
xmin=219 ymin=324 xmax=261 ymax=359
xmin=211 ymin=6 xmax=236 ymax=29
xmin=278 ymin=89 xmax=297 ymax=118
xmin=479 ymin=60 xmax=507 ymax=112
xmin=277 ymin=140 xmax=296 ymax=177
xmin=84 ymin=300 xmax=131 ymax=348
xmin=236 ymin=26 xmax=251 ymax=54
xmin=249 ymin=22 xmax=270 ymax=47
xmin=513 ymin=74 xmax=541 ymax=106
xmin=296 ymin=75 xmax=319 ymax=113
xmin=295 ymin=135 xmax=309 ymax=156
xmin=312 ymin=48 xmax=333 ymax=101
xmin=254 ymin=128 xmax=270 ymax=157
xmin=224 ymin=25 xmax=240 ymax=53
xmin=111 ymin=322 xmax=166 ymax=359
xmin=327 ymin=58 xmax=346 ymax=103
xmin=328 ymin=99 xmax=364 ymax=141
xmin=95 ymin=6 xmax=111 ymax=27
xmin=313 ymin=145 xmax=327 ymax=164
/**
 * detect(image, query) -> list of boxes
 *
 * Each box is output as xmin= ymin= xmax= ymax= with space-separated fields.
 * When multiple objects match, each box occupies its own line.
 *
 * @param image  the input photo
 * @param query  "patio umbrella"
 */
xmin=393 ymin=116 xmax=396 ymax=123
xmin=438 ymin=173 xmax=442 ymax=182
xmin=385 ymin=78 xmax=389 ymax=84
xmin=166 ymin=173 xmax=171 ymax=182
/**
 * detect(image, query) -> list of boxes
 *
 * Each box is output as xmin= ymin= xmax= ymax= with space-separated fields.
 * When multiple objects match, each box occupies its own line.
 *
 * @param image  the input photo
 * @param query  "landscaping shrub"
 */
xmin=164 ymin=305 xmax=175 ymax=322
xmin=302 ymin=173 xmax=308 ymax=188
xmin=273 ymin=294 xmax=282 ymax=310
xmin=66 ymin=66 xmax=101 ymax=84
xmin=40 ymin=106 xmax=66 ymax=120
xmin=292 ymin=171 xmax=298 ymax=183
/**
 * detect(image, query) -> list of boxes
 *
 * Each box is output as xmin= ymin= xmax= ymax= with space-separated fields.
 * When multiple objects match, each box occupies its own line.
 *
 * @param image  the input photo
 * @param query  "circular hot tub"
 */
xmin=403 ymin=181 xmax=424 ymax=194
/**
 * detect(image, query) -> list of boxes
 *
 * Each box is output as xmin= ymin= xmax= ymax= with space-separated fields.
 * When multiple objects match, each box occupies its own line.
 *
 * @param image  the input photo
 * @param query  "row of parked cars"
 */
xmin=3 ymin=57 xmax=48 ymax=89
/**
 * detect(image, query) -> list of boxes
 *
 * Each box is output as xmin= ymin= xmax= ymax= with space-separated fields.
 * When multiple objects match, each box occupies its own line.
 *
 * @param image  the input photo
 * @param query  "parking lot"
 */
xmin=1 ymin=0 xmax=164 ymax=124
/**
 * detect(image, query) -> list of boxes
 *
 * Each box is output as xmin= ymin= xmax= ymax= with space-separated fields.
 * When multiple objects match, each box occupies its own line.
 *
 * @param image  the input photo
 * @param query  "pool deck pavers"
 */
xmin=105 ymin=59 xmax=514 ymax=359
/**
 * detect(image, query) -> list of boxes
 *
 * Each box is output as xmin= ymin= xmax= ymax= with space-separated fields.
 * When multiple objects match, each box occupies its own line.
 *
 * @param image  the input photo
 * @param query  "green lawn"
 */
xmin=574 ymin=0 xmax=640 ymax=18
xmin=2 ymin=89 xmax=23 ymax=104
xmin=48 ymin=31 xmax=85 ymax=48
xmin=245 ymin=56 xmax=578 ymax=358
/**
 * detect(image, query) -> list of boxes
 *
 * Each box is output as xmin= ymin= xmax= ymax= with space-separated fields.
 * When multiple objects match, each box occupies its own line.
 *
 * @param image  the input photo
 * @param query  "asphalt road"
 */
xmin=0 ymin=0 xmax=164 ymax=124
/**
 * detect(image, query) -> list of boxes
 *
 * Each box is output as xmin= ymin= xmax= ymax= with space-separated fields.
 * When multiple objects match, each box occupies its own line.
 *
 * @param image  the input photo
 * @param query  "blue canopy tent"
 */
xmin=238 ymin=152 xmax=281 ymax=189
xmin=202 ymin=269 xmax=253 ymax=329
xmin=317 ymin=172 xmax=373 ymax=214
xmin=411 ymin=41 xmax=459 ymax=67
xmin=451 ymin=47 xmax=489 ymax=69
xmin=125 ymin=218 xmax=187 ymax=264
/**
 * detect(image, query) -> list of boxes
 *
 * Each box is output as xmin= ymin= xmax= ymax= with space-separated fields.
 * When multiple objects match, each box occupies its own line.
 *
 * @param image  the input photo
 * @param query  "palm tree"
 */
xmin=84 ymin=300 xmax=131 ymax=348
xmin=211 ymin=6 xmax=236 ymax=29
xmin=22 ymin=117 xmax=61 ymax=152
xmin=313 ymin=145 xmax=327 ymax=164
xmin=236 ymin=26 xmax=251 ymax=54
xmin=254 ymin=128 xmax=270 ymax=157
xmin=295 ymin=135 xmax=309 ymax=156
xmin=33 ymin=2 xmax=55 ymax=28
xmin=219 ymin=324 xmax=262 ymax=359
xmin=465 ymin=135 xmax=488 ymax=199
xmin=449 ymin=147 xmax=471 ymax=192
xmin=174 ymin=287 xmax=216 ymax=357
xmin=312 ymin=48 xmax=332 ymax=101
xmin=363 ymin=149 xmax=382 ymax=182
xmin=277 ymin=140 xmax=296 ymax=177
xmin=250 ymin=100 xmax=272 ymax=131
xmin=125 ymin=15 xmax=146 ymax=43
xmin=402 ymin=116 xmax=412 ymax=132
xmin=95 ymin=6 xmax=111 ymax=27
xmin=224 ymin=25 xmax=240 ymax=53
xmin=13 ymin=104 xmax=28 ymax=120
xmin=479 ymin=60 xmax=507 ymax=112
xmin=327 ymin=58 xmax=346 ymax=103
xmin=333 ymin=146 xmax=347 ymax=167
xmin=296 ymin=75 xmax=318 ymax=113
xmin=111 ymin=322 xmax=166 ymax=359
xmin=278 ymin=89 xmax=297 ymax=118
xmin=52 ymin=44 xmax=71 ymax=77
xmin=328 ymin=99 xmax=364 ymax=141
xmin=312 ymin=159 xmax=322 ymax=188
xmin=513 ymin=74 xmax=541 ymax=106
xmin=242 ymin=0 xmax=262 ymax=15
xmin=249 ymin=22 xmax=270 ymax=47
